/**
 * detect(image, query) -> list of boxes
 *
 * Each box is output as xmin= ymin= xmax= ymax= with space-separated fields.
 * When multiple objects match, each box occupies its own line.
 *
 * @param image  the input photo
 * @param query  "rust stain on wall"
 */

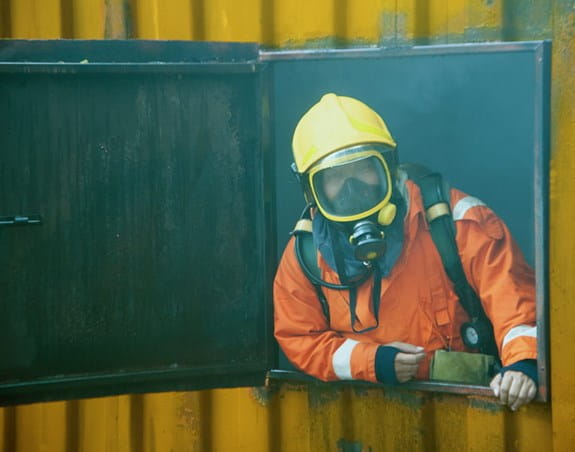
xmin=105 ymin=0 xmax=133 ymax=38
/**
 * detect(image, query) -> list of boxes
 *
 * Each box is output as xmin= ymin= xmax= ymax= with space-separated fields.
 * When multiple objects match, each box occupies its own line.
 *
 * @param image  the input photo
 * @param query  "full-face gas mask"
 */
xmin=303 ymin=144 xmax=397 ymax=262
xmin=290 ymin=93 xmax=399 ymax=266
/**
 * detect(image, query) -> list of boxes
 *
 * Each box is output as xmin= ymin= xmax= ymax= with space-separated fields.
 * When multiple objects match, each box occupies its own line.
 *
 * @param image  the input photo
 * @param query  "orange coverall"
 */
xmin=273 ymin=180 xmax=537 ymax=382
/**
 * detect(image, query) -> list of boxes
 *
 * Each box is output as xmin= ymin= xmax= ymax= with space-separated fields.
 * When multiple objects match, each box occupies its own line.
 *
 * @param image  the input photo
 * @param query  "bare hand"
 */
xmin=385 ymin=342 xmax=425 ymax=383
xmin=489 ymin=371 xmax=537 ymax=410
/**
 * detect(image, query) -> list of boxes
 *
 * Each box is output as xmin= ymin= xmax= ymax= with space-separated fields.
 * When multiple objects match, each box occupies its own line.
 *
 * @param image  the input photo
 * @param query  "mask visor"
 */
xmin=310 ymin=149 xmax=392 ymax=222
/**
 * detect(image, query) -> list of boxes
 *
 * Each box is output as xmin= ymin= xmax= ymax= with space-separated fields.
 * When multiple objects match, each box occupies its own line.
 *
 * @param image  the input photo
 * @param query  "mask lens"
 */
xmin=312 ymin=155 xmax=389 ymax=219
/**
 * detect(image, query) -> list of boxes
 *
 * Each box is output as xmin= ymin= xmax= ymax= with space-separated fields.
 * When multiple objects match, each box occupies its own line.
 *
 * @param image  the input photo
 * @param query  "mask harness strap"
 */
xmin=293 ymin=205 xmax=373 ymax=291
xmin=331 ymin=222 xmax=354 ymax=285
xmin=349 ymin=262 xmax=382 ymax=333
xmin=292 ymin=204 xmax=381 ymax=331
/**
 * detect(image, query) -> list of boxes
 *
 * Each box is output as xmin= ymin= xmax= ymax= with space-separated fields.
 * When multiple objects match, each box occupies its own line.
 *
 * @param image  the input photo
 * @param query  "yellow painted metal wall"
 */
xmin=1 ymin=0 xmax=574 ymax=450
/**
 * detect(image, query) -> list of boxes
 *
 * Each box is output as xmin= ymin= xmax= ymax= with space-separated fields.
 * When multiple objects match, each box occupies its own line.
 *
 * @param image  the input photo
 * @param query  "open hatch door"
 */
xmin=0 ymin=40 xmax=274 ymax=405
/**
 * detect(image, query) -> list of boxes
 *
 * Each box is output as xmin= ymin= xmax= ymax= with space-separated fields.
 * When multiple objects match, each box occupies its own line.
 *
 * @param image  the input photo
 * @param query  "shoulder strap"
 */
xmin=400 ymin=163 xmax=499 ymax=358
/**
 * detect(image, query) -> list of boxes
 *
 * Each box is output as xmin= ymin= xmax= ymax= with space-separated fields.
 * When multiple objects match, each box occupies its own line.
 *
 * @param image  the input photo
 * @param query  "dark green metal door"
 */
xmin=0 ymin=41 xmax=274 ymax=405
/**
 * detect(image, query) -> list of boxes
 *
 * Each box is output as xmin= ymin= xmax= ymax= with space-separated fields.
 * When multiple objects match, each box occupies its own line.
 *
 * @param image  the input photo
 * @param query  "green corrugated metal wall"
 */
xmin=1 ymin=1 xmax=574 ymax=450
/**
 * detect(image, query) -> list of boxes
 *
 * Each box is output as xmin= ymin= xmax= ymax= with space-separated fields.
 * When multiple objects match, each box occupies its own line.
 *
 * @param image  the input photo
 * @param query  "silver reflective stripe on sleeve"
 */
xmin=332 ymin=339 xmax=359 ymax=380
xmin=453 ymin=196 xmax=487 ymax=221
xmin=502 ymin=325 xmax=537 ymax=349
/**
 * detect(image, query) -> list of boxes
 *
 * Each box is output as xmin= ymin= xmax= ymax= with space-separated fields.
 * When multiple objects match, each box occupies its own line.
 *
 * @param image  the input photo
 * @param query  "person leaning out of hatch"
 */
xmin=273 ymin=93 xmax=538 ymax=410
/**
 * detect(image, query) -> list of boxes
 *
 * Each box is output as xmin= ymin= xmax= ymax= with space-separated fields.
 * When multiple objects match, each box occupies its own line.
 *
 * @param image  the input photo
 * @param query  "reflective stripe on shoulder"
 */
xmin=332 ymin=338 xmax=359 ymax=380
xmin=452 ymin=196 xmax=486 ymax=221
xmin=502 ymin=325 xmax=537 ymax=349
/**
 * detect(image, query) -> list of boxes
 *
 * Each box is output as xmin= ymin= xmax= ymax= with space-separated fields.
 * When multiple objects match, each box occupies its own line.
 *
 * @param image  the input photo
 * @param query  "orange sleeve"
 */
xmin=273 ymin=237 xmax=379 ymax=382
xmin=453 ymin=194 xmax=537 ymax=366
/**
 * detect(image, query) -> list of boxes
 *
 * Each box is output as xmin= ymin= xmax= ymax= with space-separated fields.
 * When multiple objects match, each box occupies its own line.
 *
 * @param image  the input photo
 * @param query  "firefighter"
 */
xmin=274 ymin=93 xmax=538 ymax=410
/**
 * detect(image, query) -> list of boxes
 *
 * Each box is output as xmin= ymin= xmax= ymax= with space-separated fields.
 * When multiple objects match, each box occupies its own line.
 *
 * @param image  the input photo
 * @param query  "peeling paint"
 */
xmin=382 ymin=388 xmax=428 ymax=410
xmin=267 ymin=37 xmax=362 ymax=50
xmin=468 ymin=396 xmax=506 ymax=412
xmin=176 ymin=406 xmax=199 ymax=432
xmin=249 ymin=381 xmax=280 ymax=407
xmin=351 ymin=385 xmax=372 ymax=398
xmin=308 ymin=383 xmax=344 ymax=409
xmin=105 ymin=0 xmax=133 ymax=39
xmin=380 ymin=12 xmax=411 ymax=46
xmin=463 ymin=26 xmax=503 ymax=41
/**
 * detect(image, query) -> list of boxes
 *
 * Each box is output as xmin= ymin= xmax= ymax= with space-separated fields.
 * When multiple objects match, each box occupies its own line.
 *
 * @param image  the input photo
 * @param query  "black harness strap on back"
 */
xmin=293 ymin=163 xmax=499 ymax=359
xmin=403 ymin=164 xmax=499 ymax=358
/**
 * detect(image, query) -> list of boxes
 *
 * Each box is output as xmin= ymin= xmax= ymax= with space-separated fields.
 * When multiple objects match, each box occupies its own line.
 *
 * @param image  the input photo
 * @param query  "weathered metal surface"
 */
xmin=549 ymin=1 xmax=575 ymax=451
xmin=0 ymin=1 xmax=574 ymax=451
xmin=0 ymin=40 xmax=272 ymax=404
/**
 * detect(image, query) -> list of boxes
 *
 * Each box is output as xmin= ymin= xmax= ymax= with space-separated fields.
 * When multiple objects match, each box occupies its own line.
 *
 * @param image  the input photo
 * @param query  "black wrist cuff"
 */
xmin=375 ymin=346 xmax=401 ymax=385
xmin=500 ymin=359 xmax=538 ymax=387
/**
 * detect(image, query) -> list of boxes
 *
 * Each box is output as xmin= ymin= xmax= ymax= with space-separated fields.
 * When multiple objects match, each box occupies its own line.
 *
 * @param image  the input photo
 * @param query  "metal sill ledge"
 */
xmin=268 ymin=369 xmax=496 ymax=397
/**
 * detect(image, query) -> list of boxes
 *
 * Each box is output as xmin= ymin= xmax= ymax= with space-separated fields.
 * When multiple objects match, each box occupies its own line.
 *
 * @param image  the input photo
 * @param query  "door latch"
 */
xmin=0 ymin=215 xmax=42 ymax=226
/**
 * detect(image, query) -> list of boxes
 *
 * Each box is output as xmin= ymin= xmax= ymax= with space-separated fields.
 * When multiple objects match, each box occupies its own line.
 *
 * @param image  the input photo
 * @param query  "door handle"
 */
xmin=0 ymin=215 xmax=42 ymax=227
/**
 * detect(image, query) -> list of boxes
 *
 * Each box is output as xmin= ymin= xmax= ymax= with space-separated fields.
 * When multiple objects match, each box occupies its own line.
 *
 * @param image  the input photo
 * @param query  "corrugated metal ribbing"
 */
xmin=1 ymin=0 xmax=574 ymax=451
xmin=0 ymin=0 xmax=525 ymax=44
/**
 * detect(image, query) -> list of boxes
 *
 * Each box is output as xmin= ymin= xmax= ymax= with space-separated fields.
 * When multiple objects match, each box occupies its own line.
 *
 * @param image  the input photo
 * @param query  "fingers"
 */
xmin=387 ymin=342 xmax=425 ymax=354
xmin=511 ymin=383 xmax=530 ymax=411
xmin=498 ymin=372 xmax=515 ymax=405
xmin=493 ymin=371 xmax=538 ymax=410
xmin=395 ymin=368 xmax=418 ymax=382
xmin=384 ymin=343 xmax=427 ymax=383
xmin=489 ymin=373 xmax=502 ymax=397
xmin=386 ymin=343 xmax=425 ymax=383
xmin=505 ymin=374 xmax=523 ymax=408
xmin=394 ymin=352 xmax=426 ymax=383
xmin=511 ymin=377 xmax=536 ymax=411
xmin=395 ymin=362 xmax=420 ymax=382
xmin=396 ymin=352 xmax=426 ymax=365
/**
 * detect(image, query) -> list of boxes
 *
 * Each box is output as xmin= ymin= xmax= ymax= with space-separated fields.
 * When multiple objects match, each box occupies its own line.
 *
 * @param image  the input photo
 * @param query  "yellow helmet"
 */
xmin=292 ymin=93 xmax=397 ymax=173
xmin=291 ymin=94 xmax=398 ymax=224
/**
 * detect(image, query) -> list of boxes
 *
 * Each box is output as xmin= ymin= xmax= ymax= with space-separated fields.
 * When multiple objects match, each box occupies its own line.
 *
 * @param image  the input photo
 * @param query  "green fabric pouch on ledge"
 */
xmin=429 ymin=349 xmax=497 ymax=386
